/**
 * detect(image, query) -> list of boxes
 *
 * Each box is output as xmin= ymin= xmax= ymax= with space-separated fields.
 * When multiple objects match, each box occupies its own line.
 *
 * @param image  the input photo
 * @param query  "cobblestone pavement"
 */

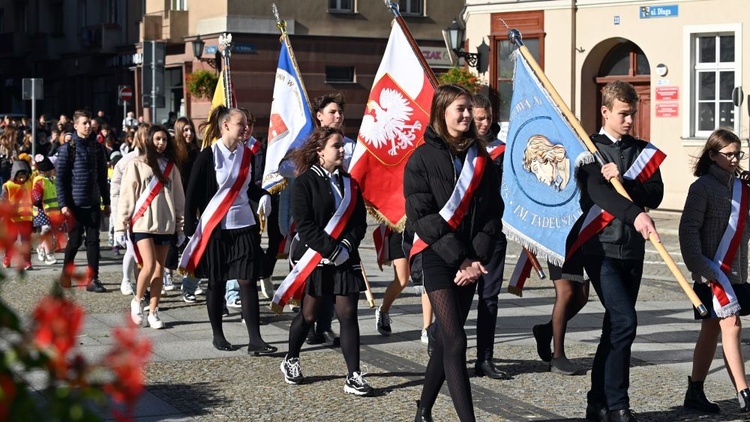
xmin=3 ymin=210 xmax=750 ymax=421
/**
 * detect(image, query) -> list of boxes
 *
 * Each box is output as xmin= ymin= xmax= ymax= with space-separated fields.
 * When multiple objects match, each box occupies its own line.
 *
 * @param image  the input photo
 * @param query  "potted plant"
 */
xmin=438 ymin=67 xmax=481 ymax=93
xmin=186 ymin=70 xmax=219 ymax=100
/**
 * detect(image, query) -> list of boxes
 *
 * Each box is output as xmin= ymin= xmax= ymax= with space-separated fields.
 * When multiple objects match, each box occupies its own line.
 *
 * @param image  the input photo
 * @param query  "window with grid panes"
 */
xmin=692 ymin=33 xmax=737 ymax=136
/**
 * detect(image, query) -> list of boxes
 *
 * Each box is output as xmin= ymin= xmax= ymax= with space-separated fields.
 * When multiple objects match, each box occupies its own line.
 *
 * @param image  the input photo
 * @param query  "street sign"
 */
xmin=119 ymin=85 xmax=133 ymax=102
xmin=22 ymin=78 xmax=43 ymax=100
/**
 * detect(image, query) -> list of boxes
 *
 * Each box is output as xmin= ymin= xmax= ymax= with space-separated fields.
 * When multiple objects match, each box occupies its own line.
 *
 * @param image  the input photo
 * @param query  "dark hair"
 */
xmin=472 ymin=94 xmax=492 ymax=111
xmin=693 ymin=128 xmax=742 ymax=177
xmin=312 ymin=92 xmax=345 ymax=127
xmin=429 ymin=84 xmax=478 ymax=150
xmin=238 ymin=107 xmax=256 ymax=125
xmin=144 ymin=125 xmax=180 ymax=183
xmin=199 ymin=105 xmax=243 ymax=149
xmin=290 ymin=126 xmax=344 ymax=174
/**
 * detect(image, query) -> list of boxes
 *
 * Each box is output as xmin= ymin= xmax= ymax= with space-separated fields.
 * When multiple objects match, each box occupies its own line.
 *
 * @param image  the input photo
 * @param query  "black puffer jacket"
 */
xmin=404 ymin=127 xmax=502 ymax=268
xmin=577 ymin=133 xmax=664 ymax=260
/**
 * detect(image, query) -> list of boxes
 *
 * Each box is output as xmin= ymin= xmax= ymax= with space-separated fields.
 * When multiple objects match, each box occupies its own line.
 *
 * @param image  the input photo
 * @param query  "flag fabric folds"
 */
xmin=348 ymin=22 xmax=434 ymax=230
xmin=262 ymin=37 xmax=314 ymax=193
xmin=501 ymin=52 xmax=592 ymax=265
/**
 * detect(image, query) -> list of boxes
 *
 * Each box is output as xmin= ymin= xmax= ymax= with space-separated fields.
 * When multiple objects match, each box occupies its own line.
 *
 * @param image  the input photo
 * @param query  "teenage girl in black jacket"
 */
xmin=405 ymin=84 xmax=502 ymax=421
xmin=279 ymin=126 xmax=373 ymax=396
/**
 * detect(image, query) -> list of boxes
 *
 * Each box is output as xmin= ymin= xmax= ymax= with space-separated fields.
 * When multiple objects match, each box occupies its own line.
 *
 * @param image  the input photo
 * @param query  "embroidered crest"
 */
xmin=358 ymin=73 xmax=429 ymax=166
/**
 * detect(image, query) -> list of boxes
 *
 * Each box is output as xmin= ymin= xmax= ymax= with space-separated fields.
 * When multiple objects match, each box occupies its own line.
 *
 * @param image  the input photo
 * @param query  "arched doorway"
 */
xmin=595 ymin=41 xmax=651 ymax=140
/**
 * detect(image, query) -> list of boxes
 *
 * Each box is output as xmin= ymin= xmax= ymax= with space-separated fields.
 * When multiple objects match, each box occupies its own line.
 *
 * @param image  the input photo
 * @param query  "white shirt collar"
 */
xmin=599 ymin=127 xmax=621 ymax=144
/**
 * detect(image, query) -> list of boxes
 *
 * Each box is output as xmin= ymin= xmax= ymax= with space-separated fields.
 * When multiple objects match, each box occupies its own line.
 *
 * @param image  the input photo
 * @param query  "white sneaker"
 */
xmin=421 ymin=329 xmax=429 ymax=344
xmin=147 ymin=308 xmax=164 ymax=329
xmin=344 ymin=370 xmax=374 ymax=396
xmin=260 ymin=278 xmax=274 ymax=299
xmin=195 ymin=284 xmax=204 ymax=295
xmin=130 ymin=298 xmax=144 ymax=325
xmin=163 ymin=272 xmax=175 ymax=291
xmin=44 ymin=254 xmax=57 ymax=265
xmin=36 ymin=245 xmax=46 ymax=263
xmin=121 ymin=280 xmax=134 ymax=295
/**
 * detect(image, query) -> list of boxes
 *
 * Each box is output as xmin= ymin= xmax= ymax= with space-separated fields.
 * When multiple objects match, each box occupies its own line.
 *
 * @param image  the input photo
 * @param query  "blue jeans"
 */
xmin=181 ymin=275 xmax=199 ymax=294
xmin=584 ymin=255 xmax=643 ymax=411
xmin=225 ymin=279 xmax=240 ymax=303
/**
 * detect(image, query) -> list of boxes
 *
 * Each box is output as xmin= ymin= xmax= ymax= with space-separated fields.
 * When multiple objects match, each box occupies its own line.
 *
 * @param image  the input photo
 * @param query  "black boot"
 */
xmin=414 ymin=400 xmax=433 ymax=422
xmin=683 ymin=376 xmax=720 ymax=414
xmin=739 ymin=388 xmax=750 ymax=413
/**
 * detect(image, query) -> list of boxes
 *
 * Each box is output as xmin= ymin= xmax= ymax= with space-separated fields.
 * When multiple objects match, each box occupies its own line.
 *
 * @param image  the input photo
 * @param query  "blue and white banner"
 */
xmin=263 ymin=37 xmax=314 ymax=192
xmin=501 ymin=52 xmax=592 ymax=265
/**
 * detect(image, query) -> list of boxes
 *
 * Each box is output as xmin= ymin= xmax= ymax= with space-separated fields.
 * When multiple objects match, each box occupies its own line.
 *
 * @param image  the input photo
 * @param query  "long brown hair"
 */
xmin=172 ymin=117 xmax=196 ymax=165
xmin=429 ymin=84 xmax=479 ymax=152
xmin=144 ymin=125 xmax=180 ymax=183
xmin=693 ymin=128 xmax=742 ymax=177
xmin=290 ymin=126 xmax=344 ymax=174
xmin=133 ymin=123 xmax=151 ymax=151
xmin=200 ymin=105 xmax=241 ymax=149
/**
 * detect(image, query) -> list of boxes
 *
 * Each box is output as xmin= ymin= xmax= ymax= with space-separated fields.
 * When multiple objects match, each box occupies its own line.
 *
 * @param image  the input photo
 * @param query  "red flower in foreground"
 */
xmin=103 ymin=320 xmax=152 ymax=421
xmin=32 ymin=295 xmax=84 ymax=376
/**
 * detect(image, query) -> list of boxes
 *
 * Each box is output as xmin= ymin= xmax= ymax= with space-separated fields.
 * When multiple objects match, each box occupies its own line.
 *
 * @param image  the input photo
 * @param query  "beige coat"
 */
xmin=116 ymin=156 xmax=185 ymax=235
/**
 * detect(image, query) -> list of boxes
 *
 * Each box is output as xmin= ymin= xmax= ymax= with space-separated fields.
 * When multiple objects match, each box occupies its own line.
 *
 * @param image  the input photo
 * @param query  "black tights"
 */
xmin=288 ymin=292 xmax=360 ymax=376
xmin=421 ymin=284 xmax=477 ymax=422
xmin=207 ymin=279 xmax=266 ymax=348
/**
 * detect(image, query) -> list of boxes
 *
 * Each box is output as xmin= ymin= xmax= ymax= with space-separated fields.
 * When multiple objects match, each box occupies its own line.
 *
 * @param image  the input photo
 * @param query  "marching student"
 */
xmin=679 ymin=128 xmax=750 ymax=415
xmin=111 ymin=123 xmax=149 ymax=295
xmin=304 ymin=92 xmax=354 ymax=347
xmin=115 ymin=125 xmax=184 ymax=329
xmin=181 ymin=106 xmax=275 ymax=355
xmin=278 ymin=126 xmax=373 ymax=396
xmin=578 ymin=81 xmax=663 ymax=422
xmin=405 ymin=84 xmax=502 ymax=421
xmin=469 ymin=94 xmax=510 ymax=380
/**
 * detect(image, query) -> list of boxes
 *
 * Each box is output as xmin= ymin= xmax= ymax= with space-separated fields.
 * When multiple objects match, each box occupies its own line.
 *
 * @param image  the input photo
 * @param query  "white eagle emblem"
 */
xmin=359 ymin=88 xmax=423 ymax=156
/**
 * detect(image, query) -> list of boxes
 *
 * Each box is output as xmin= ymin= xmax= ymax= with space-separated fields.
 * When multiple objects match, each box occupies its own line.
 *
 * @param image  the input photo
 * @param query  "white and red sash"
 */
xmin=409 ymin=145 xmax=488 ymax=260
xmin=373 ymin=223 xmax=392 ymax=270
xmin=707 ymin=178 xmax=748 ymax=318
xmin=566 ymin=143 xmax=666 ymax=260
xmin=271 ymin=176 xmax=359 ymax=314
xmin=486 ymin=139 xmax=506 ymax=161
xmin=247 ymin=136 xmax=261 ymax=155
xmin=127 ymin=160 xmax=174 ymax=266
xmin=179 ymin=144 xmax=253 ymax=275
xmin=276 ymin=220 xmax=296 ymax=259
xmin=507 ymin=252 xmax=532 ymax=297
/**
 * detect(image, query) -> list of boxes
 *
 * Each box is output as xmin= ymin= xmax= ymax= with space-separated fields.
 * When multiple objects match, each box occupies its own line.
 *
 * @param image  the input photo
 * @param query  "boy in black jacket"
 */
xmin=581 ymin=81 xmax=663 ymax=422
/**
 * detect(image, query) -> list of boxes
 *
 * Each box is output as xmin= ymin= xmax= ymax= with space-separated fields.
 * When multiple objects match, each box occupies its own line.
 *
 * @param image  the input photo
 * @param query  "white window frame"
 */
xmin=683 ymin=24 xmax=742 ymax=140
xmin=328 ymin=0 xmax=355 ymax=13
xmin=400 ymin=0 xmax=424 ymax=16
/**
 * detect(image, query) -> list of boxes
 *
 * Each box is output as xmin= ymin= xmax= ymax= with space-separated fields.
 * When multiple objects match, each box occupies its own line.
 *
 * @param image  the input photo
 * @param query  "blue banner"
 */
xmin=501 ymin=52 xmax=590 ymax=264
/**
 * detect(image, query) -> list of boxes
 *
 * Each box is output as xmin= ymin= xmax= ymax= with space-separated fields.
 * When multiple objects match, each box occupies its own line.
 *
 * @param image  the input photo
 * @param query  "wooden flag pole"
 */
xmin=384 ymin=1 xmax=439 ymax=88
xmin=360 ymin=260 xmax=377 ymax=308
xmin=523 ymin=248 xmax=546 ymax=279
xmin=507 ymin=29 xmax=706 ymax=316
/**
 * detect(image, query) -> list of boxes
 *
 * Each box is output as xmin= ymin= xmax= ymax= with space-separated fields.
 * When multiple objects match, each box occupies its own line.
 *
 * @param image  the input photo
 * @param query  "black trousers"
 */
xmin=64 ymin=206 xmax=102 ymax=279
xmin=476 ymin=234 xmax=507 ymax=362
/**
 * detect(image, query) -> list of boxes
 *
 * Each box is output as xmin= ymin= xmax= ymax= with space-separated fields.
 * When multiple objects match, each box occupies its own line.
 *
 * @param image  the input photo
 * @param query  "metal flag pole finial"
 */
xmin=385 ymin=1 xmax=399 ymax=16
xmin=507 ymin=29 xmax=523 ymax=47
xmin=272 ymin=3 xmax=286 ymax=34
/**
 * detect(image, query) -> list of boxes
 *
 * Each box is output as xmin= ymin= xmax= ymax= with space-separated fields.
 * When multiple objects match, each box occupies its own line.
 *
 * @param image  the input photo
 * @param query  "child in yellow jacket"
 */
xmin=2 ymin=160 xmax=33 ymax=270
xmin=32 ymin=155 xmax=62 ymax=265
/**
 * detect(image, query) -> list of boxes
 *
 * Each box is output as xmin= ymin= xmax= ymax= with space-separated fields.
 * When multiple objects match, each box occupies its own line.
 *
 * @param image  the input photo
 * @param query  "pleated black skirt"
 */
xmin=303 ymin=261 xmax=366 ymax=297
xmin=199 ymin=226 xmax=261 ymax=285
